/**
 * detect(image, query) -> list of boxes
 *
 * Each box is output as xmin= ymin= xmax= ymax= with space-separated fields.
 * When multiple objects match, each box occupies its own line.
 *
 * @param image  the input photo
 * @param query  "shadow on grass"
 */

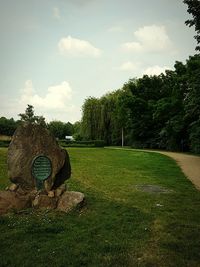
xmin=0 ymin=193 xmax=153 ymax=267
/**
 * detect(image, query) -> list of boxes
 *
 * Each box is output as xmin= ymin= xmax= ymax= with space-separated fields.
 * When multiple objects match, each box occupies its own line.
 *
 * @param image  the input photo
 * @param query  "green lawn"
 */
xmin=0 ymin=147 xmax=200 ymax=267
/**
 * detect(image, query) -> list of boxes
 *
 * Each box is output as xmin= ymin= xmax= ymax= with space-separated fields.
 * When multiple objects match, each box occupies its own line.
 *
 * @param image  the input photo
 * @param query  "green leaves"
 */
xmin=80 ymin=55 xmax=200 ymax=153
xmin=184 ymin=0 xmax=200 ymax=51
xmin=18 ymin=105 xmax=46 ymax=127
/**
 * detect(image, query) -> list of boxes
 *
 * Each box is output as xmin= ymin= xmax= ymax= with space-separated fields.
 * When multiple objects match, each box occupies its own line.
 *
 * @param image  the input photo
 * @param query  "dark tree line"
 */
xmin=0 ymin=105 xmax=74 ymax=139
xmin=0 ymin=117 xmax=18 ymax=136
xmin=79 ymin=0 xmax=200 ymax=153
xmin=80 ymin=54 xmax=200 ymax=153
xmin=184 ymin=0 xmax=200 ymax=51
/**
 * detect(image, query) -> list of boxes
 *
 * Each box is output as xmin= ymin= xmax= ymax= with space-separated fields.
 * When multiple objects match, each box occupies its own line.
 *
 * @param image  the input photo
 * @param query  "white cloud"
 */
xmin=20 ymin=80 xmax=72 ymax=110
xmin=108 ymin=26 xmax=124 ymax=32
xmin=142 ymin=65 xmax=172 ymax=76
xmin=122 ymin=25 xmax=173 ymax=53
xmin=122 ymin=42 xmax=143 ymax=52
xmin=58 ymin=36 xmax=101 ymax=58
xmin=119 ymin=61 xmax=139 ymax=71
xmin=16 ymin=80 xmax=80 ymax=122
xmin=53 ymin=7 xmax=60 ymax=19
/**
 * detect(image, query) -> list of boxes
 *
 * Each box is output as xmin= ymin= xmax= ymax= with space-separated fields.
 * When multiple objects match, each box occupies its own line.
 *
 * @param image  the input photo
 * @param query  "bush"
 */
xmin=0 ymin=140 xmax=10 ymax=147
xmin=94 ymin=140 xmax=105 ymax=147
xmin=58 ymin=140 xmax=105 ymax=148
xmin=189 ymin=120 xmax=200 ymax=154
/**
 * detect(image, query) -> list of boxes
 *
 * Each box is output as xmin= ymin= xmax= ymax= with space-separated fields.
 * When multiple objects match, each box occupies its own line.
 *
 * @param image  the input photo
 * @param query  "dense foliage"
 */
xmin=0 ymin=117 xmax=18 ymax=136
xmin=184 ymin=0 xmax=200 ymax=51
xmin=47 ymin=120 xmax=74 ymax=139
xmin=19 ymin=104 xmax=46 ymax=127
xmin=80 ymin=55 xmax=200 ymax=153
xmin=0 ymin=105 xmax=74 ymax=140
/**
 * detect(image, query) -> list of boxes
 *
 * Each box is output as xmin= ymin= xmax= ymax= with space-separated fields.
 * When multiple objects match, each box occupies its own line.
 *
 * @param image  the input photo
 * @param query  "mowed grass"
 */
xmin=0 ymin=148 xmax=200 ymax=267
xmin=0 ymin=135 xmax=11 ymax=141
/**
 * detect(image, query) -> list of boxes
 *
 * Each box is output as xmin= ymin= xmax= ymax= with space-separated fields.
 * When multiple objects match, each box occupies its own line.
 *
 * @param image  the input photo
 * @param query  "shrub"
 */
xmin=58 ymin=140 xmax=105 ymax=148
xmin=0 ymin=140 xmax=10 ymax=147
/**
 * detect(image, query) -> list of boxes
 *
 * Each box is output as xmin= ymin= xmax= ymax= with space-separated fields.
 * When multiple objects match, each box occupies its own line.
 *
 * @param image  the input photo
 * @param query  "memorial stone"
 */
xmin=0 ymin=122 xmax=84 ymax=215
xmin=7 ymin=122 xmax=71 ymax=191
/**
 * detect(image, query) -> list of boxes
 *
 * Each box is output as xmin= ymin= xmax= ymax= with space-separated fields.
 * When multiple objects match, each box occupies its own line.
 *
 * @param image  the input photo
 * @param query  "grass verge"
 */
xmin=0 ymin=148 xmax=200 ymax=267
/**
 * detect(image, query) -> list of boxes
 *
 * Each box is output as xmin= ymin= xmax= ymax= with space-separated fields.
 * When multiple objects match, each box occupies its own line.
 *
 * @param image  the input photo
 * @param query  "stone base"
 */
xmin=0 ymin=184 xmax=85 ymax=215
xmin=57 ymin=191 xmax=85 ymax=213
xmin=0 ymin=191 xmax=31 ymax=215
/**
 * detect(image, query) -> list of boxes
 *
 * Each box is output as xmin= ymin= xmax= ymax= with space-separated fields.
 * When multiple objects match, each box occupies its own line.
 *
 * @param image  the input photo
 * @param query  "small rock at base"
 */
xmin=48 ymin=191 xmax=55 ymax=198
xmin=57 ymin=191 xmax=85 ymax=213
xmin=0 ymin=191 xmax=31 ymax=215
xmin=32 ymin=194 xmax=57 ymax=209
xmin=55 ymin=184 xmax=66 ymax=197
xmin=9 ymin=183 xmax=18 ymax=192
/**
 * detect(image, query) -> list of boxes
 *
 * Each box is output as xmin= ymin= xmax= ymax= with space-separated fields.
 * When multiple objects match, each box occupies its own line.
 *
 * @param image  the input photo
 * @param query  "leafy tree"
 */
xmin=73 ymin=121 xmax=83 ymax=140
xmin=18 ymin=105 xmax=46 ymax=127
xmin=47 ymin=121 xmax=74 ymax=139
xmin=0 ymin=117 xmax=18 ymax=136
xmin=79 ymin=56 xmax=200 ymax=152
xmin=184 ymin=55 xmax=200 ymax=152
xmin=184 ymin=0 xmax=200 ymax=51
xmin=81 ymin=97 xmax=102 ymax=140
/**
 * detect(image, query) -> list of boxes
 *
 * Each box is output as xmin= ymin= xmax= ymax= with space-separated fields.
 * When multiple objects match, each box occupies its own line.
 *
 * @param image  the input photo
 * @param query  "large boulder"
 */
xmin=7 ymin=123 xmax=71 ymax=192
xmin=0 ymin=191 xmax=32 ymax=214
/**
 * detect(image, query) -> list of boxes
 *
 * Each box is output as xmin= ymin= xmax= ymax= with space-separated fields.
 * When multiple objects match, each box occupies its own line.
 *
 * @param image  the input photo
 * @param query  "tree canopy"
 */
xmin=18 ymin=104 xmax=46 ymax=127
xmin=184 ymin=0 xmax=200 ymax=51
xmin=79 ymin=55 xmax=200 ymax=153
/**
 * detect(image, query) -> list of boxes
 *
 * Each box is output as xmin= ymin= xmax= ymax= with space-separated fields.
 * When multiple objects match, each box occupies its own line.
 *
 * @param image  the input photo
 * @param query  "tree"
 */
xmin=184 ymin=0 xmax=200 ymax=51
xmin=0 ymin=117 xmax=18 ymax=136
xmin=73 ymin=121 xmax=83 ymax=140
xmin=18 ymin=105 xmax=46 ymax=127
xmin=81 ymin=97 xmax=101 ymax=140
xmin=184 ymin=55 xmax=200 ymax=152
xmin=47 ymin=121 xmax=74 ymax=139
xmin=48 ymin=121 xmax=65 ymax=139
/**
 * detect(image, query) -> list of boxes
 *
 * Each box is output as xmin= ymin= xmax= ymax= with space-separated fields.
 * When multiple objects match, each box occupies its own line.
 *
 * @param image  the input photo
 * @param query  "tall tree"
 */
xmin=184 ymin=54 xmax=200 ymax=152
xmin=184 ymin=0 xmax=200 ymax=51
xmin=0 ymin=117 xmax=18 ymax=136
xmin=81 ymin=97 xmax=101 ymax=140
xmin=48 ymin=120 xmax=74 ymax=139
xmin=18 ymin=105 xmax=46 ymax=127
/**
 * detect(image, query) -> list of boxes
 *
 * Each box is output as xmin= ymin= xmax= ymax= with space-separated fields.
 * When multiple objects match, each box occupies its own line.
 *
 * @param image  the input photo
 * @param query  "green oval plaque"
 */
xmin=32 ymin=155 xmax=52 ymax=181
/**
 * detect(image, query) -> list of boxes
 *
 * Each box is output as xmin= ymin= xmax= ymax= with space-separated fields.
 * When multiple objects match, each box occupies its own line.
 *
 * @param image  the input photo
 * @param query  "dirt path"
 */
xmin=153 ymin=151 xmax=200 ymax=190
xmin=106 ymin=147 xmax=200 ymax=190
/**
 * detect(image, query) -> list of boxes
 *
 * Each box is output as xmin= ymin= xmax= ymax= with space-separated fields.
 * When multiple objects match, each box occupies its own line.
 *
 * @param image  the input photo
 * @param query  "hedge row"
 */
xmin=59 ymin=140 xmax=105 ymax=148
xmin=0 ymin=139 xmax=105 ymax=148
xmin=0 ymin=140 xmax=10 ymax=147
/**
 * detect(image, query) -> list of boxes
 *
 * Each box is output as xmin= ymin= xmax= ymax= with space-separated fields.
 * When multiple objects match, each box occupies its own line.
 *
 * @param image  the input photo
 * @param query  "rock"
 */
xmin=9 ymin=183 xmax=18 ymax=192
xmin=16 ymin=186 xmax=32 ymax=196
xmin=57 ymin=191 xmax=85 ymax=213
xmin=7 ymin=122 xmax=71 ymax=191
xmin=48 ymin=191 xmax=55 ymax=198
xmin=52 ymin=150 xmax=71 ymax=189
xmin=55 ymin=184 xmax=66 ymax=197
xmin=32 ymin=194 xmax=57 ymax=209
xmin=0 ymin=191 xmax=31 ymax=215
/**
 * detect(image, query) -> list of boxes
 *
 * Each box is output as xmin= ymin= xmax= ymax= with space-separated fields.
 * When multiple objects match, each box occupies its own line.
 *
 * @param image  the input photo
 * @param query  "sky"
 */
xmin=0 ymin=0 xmax=196 ymax=123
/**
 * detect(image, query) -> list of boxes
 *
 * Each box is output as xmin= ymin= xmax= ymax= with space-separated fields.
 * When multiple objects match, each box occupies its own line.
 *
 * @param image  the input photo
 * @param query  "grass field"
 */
xmin=0 ymin=135 xmax=11 ymax=141
xmin=0 ymin=148 xmax=200 ymax=267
